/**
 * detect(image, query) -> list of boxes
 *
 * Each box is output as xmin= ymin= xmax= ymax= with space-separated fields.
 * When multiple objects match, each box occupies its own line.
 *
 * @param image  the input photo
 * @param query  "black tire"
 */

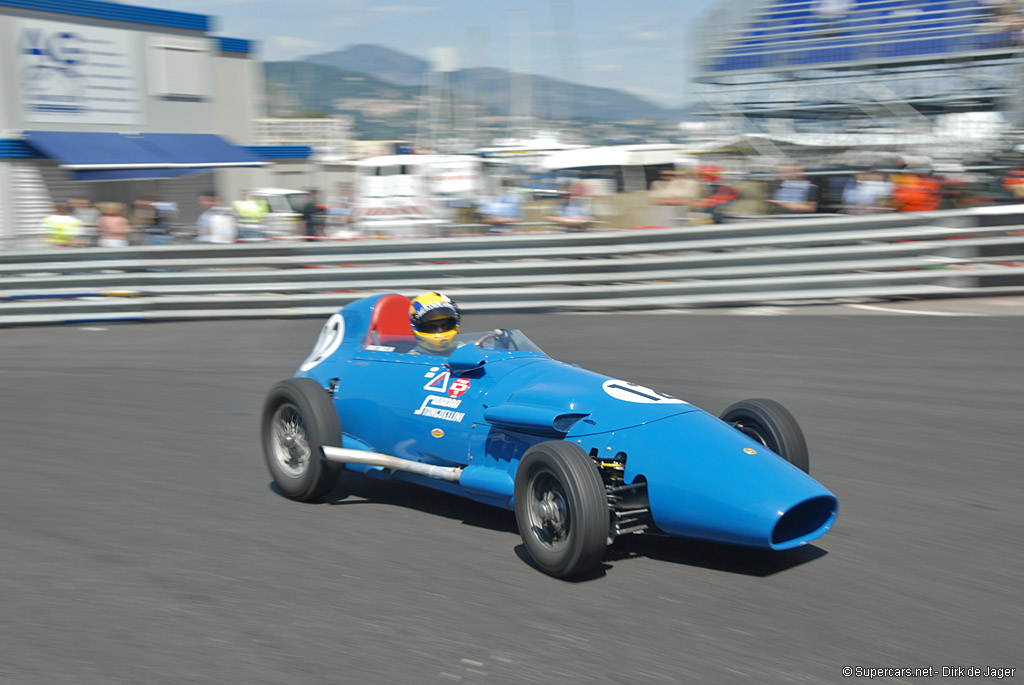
xmin=514 ymin=441 xmax=609 ymax=578
xmin=720 ymin=398 xmax=810 ymax=473
xmin=261 ymin=378 xmax=343 ymax=502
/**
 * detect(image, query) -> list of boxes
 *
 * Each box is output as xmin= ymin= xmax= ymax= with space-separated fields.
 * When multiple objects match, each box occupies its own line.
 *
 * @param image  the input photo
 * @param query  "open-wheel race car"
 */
xmin=261 ymin=293 xmax=838 ymax=578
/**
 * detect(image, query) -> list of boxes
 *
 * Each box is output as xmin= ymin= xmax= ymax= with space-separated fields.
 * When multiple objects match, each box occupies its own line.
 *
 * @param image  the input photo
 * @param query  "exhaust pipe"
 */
xmin=322 ymin=446 xmax=462 ymax=482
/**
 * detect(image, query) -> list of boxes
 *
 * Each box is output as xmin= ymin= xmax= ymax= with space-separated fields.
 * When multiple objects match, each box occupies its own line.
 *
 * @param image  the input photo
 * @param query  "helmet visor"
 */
xmin=412 ymin=306 xmax=459 ymax=334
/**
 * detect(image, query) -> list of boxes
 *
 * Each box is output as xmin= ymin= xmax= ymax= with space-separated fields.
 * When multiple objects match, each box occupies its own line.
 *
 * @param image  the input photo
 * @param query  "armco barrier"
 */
xmin=2 ymin=205 xmax=1024 ymax=326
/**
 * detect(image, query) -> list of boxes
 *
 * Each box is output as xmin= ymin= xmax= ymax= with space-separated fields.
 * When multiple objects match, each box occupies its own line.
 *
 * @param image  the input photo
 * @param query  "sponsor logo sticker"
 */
xmin=431 ymin=428 xmax=445 ymax=438
xmin=743 ymin=447 xmax=758 ymax=455
xmin=413 ymin=395 xmax=465 ymax=422
xmin=448 ymin=377 xmax=471 ymax=398
xmin=423 ymin=371 xmax=450 ymax=393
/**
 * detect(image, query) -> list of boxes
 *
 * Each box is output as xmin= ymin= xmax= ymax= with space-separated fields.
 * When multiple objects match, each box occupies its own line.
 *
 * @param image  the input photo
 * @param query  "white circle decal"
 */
xmin=300 ymin=313 xmax=345 ymax=371
xmin=601 ymin=379 xmax=687 ymax=404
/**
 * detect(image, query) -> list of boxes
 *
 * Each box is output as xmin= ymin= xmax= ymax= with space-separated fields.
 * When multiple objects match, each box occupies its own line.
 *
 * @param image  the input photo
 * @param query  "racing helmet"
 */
xmin=409 ymin=292 xmax=461 ymax=354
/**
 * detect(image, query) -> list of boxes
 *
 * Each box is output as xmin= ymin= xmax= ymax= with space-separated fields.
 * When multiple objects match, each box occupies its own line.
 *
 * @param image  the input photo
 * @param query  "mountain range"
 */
xmin=264 ymin=43 xmax=687 ymax=131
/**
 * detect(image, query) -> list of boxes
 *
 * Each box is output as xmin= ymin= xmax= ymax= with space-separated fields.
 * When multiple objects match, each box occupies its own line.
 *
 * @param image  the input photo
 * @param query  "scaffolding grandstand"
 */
xmin=693 ymin=0 xmax=1024 ymax=151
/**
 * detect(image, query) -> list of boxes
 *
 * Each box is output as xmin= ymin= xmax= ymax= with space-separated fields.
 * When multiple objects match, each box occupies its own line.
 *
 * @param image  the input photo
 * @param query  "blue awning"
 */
xmin=22 ymin=131 xmax=266 ymax=180
xmin=73 ymin=168 xmax=212 ymax=182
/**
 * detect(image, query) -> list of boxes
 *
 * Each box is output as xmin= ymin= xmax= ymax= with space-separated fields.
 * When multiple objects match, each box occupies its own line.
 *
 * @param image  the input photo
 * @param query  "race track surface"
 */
xmin=1 ymin=309 xmax=1021 ymax=684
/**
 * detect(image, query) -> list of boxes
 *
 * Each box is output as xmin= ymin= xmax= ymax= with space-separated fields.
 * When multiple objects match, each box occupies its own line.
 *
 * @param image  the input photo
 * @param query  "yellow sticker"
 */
xmin=743 ymin=447 xmax=758 ymax=455
xmin=431 ymin=428 xmax=444 ymax=438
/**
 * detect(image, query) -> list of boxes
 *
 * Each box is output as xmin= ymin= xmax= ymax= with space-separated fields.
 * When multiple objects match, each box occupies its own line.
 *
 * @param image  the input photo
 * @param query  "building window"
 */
xmin=148 ymin=37 xmax=209 ymax=98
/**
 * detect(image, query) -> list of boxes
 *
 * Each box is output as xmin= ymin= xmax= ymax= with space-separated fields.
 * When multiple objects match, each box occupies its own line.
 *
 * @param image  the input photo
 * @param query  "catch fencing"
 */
xmin=2 ymin=207 xmax=1024 ymax=326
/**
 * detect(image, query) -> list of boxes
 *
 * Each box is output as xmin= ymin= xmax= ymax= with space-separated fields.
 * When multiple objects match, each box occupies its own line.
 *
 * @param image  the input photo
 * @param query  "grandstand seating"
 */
xmin=703 ymin=0 xmax=1019 ymax=73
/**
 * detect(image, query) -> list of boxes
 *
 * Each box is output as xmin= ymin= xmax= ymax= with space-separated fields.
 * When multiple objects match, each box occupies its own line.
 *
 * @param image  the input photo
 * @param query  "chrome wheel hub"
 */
xmin=527 ymin=469 xmax=570 ymax=547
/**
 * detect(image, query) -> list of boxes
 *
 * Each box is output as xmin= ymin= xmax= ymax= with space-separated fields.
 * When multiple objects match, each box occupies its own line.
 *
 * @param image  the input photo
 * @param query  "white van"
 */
xmin=352 ymin=154 xmax=483 ymax=236
xmin=246 ymin=188 xmax=309 ymax=238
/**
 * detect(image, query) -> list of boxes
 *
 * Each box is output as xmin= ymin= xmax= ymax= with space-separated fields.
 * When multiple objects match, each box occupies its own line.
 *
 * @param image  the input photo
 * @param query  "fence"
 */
xmin=2 ymin=206 xmax=1024 ymax=326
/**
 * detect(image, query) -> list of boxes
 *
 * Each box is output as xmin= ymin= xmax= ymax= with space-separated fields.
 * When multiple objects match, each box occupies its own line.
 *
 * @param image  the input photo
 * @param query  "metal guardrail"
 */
xmin=2 ymin=205 xmax=1024 ymax=326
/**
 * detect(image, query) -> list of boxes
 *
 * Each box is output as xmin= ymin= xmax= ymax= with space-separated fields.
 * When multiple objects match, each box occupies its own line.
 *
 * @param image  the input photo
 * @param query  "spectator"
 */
xmin=546 ymin=182 xmax=594 ymax=231
xmin=206 ymin=204 xmax=238 ymax=244
xmin=769 ymin=165 xmax=819 ymax=214
xmin=196 ymin=192 xmax=221 ymax=243
xmin=648 ymin=168 xmax=700 ymax=226
xmin=842 ymin=170 xmax=893 ymax=214
xmin=70 ymin=197 xmax=100 ymax=247
xmin=891 ymin=167 xmax=941 ymax=212
xmin=44 ymin=202 xmax=83 ymax=248
xmin=234 ymin=193 xmax=267 ymax=240
xmin=96 ymin=202 xmax=132 ymax=248
xmin=136 ymin=195 xmax=177 ymax=245
xmin=480 ymin=180 xmax=525 ymax=234
xmin=301 ymin=190 xmax=326 ymax=240
xmin=691 ymin=165 xmax=741 ymax=224
xmin=131 ymin=197 xmax=157 ymax=245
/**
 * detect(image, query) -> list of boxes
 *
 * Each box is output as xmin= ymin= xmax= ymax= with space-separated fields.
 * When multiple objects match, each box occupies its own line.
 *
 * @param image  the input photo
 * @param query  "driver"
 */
xmin=409 ymin=291 xmax=462 ymax=355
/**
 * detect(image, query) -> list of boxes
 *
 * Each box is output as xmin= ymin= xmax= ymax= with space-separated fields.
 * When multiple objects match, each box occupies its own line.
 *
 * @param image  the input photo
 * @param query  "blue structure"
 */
xmin=693 ymin=0 xmax=1024 ymax=121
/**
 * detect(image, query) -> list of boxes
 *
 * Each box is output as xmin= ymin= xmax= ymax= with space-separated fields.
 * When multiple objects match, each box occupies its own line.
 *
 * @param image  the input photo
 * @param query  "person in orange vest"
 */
xmin=692 ymin=165 xmax=741 ymax=223
xmin=891 ymin=169 xmax=941 ymax=212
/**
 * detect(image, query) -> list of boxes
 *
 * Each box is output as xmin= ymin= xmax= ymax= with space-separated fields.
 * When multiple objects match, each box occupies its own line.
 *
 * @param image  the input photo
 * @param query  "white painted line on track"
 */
xmin=845 ymin=304 xmax=988 ymax=317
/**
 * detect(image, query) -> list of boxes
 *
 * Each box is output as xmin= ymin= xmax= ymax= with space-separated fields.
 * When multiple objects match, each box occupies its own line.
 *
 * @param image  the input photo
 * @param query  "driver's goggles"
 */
xmin=415 ymin=317 xmax=456 ymax=334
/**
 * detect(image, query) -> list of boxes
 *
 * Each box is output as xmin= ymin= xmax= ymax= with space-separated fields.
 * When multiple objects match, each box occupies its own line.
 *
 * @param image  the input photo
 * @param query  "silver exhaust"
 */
xmin=322 ymin=446 xmax=462 ymax=482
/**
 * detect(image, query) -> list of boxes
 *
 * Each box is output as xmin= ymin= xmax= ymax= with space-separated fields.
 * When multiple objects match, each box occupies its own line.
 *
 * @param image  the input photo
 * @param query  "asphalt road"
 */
xmin=1 ymin=307 xmax=1021 ymax=684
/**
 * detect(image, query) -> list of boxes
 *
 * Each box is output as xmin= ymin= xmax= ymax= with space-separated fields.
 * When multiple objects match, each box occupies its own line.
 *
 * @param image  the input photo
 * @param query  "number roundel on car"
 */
xmin=601 ymin=379 xmax=687 ymax=404
xmin=299 ymin=313 xmax=345 ymax=371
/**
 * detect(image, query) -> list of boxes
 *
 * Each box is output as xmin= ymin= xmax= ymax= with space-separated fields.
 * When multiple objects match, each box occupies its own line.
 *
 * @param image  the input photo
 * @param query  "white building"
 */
xmin=0 ymin=0 xmax=306 ymax=247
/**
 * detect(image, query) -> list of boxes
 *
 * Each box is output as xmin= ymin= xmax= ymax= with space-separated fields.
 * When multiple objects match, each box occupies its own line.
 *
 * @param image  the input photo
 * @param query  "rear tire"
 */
xmin=720 ymin=398 xmax=810 ymax=473
xmin=514 ymin=441 xmax=609 ymax=578
xmin=261 ymin=378 xmax=343 ymax=502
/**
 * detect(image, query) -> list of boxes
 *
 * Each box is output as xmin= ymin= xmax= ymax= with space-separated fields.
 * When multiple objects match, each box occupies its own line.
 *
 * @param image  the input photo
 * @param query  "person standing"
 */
xmin=649 ymin=168 xmax=700 ymax=226
xmin=96 ymin=203 xmax=132 ymax=248
xmin=44 ymin=202 xmax=83 ymax=248
xmin=301 ymin=190 xmax=326 ymax=241
xmin=769 ymin=165 xmax=819 ymax=214
xmin=70 ymin=198 xmax=100 ymax=247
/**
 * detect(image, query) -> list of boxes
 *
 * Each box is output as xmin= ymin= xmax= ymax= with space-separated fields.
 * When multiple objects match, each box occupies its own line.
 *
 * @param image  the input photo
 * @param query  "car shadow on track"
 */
xmin=271 ymin=478 xmax=826 ymax=578
xmin=606 ymin=535 xmax=828 ymax=577
xmin=289 ymin=474 xmax=519 ymax=535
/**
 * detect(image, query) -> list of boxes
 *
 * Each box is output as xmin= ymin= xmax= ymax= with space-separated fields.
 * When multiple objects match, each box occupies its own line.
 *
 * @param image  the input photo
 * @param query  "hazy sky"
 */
xmin=155 ymin=0 xmax=722 ymax=107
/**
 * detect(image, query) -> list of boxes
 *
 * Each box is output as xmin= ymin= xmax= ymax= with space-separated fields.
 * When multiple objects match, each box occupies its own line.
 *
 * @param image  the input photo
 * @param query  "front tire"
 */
xmin=720 ymin=398 xmax=810 ymax=473
xmin=261 ymin=378 xmax=343 ymax=502
xmin=514 ymin=441 xmax=609 ymax=578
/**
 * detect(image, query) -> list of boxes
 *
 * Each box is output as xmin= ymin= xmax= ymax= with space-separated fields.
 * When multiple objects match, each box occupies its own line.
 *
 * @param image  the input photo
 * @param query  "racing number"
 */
xmin=601 ymin=379 xmax=687 ymax=405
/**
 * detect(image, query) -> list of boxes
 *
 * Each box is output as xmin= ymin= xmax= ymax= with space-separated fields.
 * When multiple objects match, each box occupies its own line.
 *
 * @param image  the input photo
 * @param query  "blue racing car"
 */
xmin=261 ymin=293 xmax=838 ymax=578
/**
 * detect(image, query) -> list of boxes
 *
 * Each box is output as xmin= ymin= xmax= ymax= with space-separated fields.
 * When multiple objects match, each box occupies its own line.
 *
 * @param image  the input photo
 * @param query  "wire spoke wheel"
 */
xmin=261 ymin=378 xmax=343 ymax=502
xmin=270 ymin=403 xmax=312 ymax=478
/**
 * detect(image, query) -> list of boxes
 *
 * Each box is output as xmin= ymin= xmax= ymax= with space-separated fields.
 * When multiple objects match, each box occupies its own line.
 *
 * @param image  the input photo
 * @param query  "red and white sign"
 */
xmin=448 ymin=378 xmax=471 ymax=398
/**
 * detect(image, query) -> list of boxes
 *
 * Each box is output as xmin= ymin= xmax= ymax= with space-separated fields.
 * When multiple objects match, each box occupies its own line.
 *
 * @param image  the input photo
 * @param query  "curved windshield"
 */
xmin=456 ymin=329 xmax=545 ymax=354
xmin=361 ymin=328 xmax=545 ymax=356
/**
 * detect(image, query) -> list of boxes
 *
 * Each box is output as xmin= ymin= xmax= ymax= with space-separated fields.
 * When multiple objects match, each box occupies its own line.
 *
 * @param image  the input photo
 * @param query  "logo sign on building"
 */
xmin=17 ymin=19 xmax=143 ymax=125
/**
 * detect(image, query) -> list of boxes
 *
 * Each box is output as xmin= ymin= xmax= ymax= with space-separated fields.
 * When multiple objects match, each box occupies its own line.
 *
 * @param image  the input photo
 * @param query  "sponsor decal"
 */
xmin=448 ymin=377 xmax=471 ymax=398
xmin=431 ymin=428 xmax=444 ymax=438
xmin=364 ymin=344 xmax=394 ymax=352
xmin=601 ymin=379 xmax=687 ymax=404
xmin=743 ymin=447 xmax=758 ymax=455
xmin=413 ymin=395 xmax=465 ymax=422
xmin=423 ymin=370 xmax=450 ymax=393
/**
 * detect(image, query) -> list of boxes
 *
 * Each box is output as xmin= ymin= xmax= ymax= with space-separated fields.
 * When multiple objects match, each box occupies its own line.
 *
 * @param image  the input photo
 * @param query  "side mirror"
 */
xmin=446 ymin=343 xmax=486 ymax=374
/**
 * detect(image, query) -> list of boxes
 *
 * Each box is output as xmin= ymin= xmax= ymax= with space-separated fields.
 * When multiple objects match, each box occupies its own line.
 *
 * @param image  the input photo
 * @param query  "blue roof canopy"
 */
xmin=23 ymin=131 xmax=265 ymax=181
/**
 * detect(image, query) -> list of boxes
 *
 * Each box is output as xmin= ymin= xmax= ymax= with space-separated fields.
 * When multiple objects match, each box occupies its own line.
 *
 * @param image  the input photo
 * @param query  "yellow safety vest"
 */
xmin=45 ymin=214 xmax=82 ymax=246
